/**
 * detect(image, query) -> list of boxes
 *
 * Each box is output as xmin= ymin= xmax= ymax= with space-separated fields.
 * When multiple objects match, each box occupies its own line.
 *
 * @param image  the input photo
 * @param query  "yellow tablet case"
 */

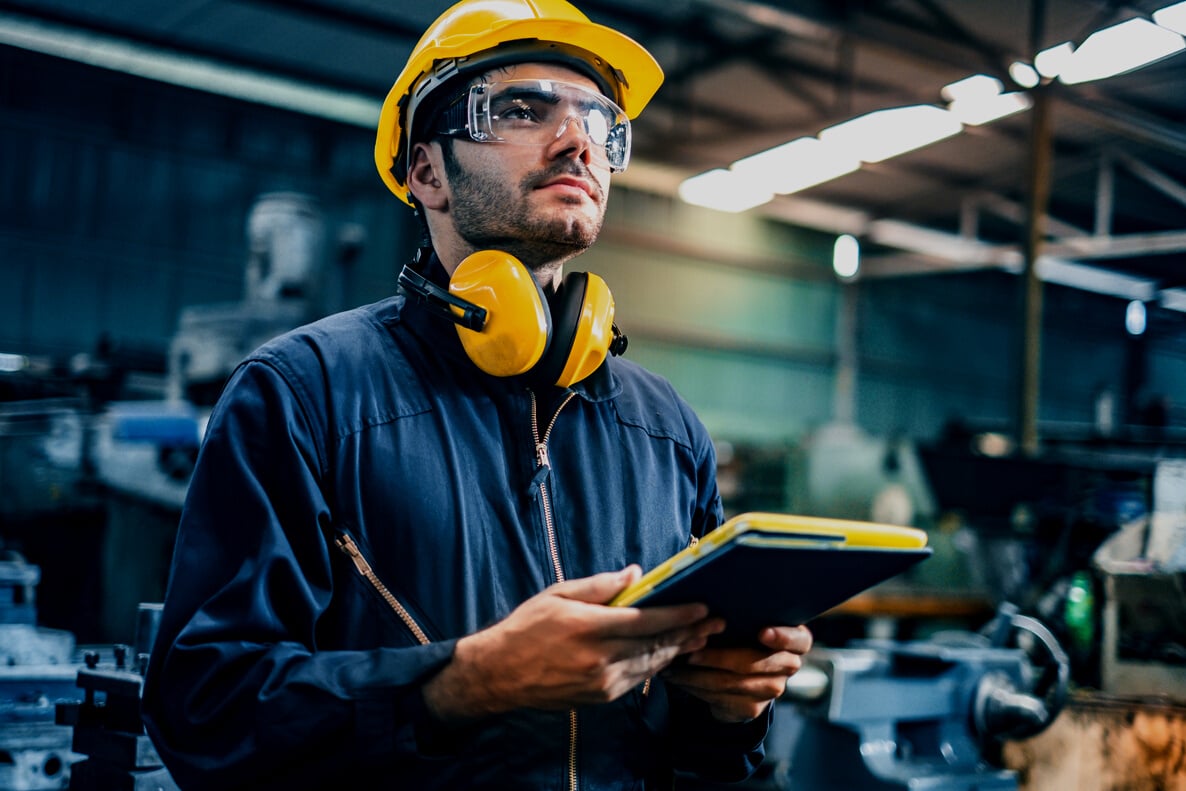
xmin=611 ymin=512 xmax=931 ymax=643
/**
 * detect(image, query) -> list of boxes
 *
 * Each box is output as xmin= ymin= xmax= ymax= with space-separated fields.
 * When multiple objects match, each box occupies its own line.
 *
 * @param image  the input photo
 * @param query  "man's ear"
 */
xmin=406 ymin=141 xmax=449 ymax=211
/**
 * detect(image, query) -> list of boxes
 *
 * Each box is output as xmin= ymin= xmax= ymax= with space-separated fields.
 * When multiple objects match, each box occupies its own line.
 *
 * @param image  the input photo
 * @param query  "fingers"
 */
xmin=663 ymin=625 xmax=815 ymax=722
xmin=663 ymin=664 xmax=786 ymax=723
xmin=667 ymin=665 xmax=791 ymax=702
xmin=683 ymin=627 xmax=811 ymax=676
xmin=759 ymin=625 xmax=814 ymax=655
xmin=684 ymin=647 xmax=805 ymax=677
xmin=549 ymin=569 xmax=717 ymax=639
xmin=551 ymin=567 xmax=642 ymax=605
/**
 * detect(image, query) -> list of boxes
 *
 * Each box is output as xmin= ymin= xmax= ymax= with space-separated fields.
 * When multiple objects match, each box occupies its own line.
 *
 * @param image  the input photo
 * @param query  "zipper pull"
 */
xmin=335 ymin=533 xmax=370 ymax=575
xmin=527 ymin=442 xmax=551 ymax=498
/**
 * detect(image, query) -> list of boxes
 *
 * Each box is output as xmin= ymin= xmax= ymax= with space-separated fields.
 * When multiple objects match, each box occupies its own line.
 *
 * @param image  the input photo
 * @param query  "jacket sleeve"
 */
xmin=141 ymin=359 xmax=456 ymax=790
xmin=666 ymin=406 xmax=772 ymax=782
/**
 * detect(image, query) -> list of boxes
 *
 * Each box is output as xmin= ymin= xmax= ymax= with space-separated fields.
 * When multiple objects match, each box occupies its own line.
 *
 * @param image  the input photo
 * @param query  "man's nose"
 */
xmin=549 ymin=114 xmax=594 ymax=162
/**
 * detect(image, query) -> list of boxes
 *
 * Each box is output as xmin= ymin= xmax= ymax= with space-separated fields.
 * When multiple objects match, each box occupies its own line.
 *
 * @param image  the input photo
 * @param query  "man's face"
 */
xmin=440 ymin=63 xmax=613 ymax=272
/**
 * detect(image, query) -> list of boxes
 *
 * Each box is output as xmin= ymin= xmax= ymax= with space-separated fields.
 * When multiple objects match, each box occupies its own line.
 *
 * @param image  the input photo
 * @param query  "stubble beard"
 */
xmin=445 ymin=157 xmax=607 ymax=273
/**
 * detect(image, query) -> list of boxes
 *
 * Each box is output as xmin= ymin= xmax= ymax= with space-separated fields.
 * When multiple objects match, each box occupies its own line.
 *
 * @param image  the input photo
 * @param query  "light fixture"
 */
xmin=948 ymin=92 xmax=1033 ymax=125
xmin=1125 ymin=300 xmax=1147 ymax=336
xmin=1034 ymin=42 xmax=1075 ymax=78
xmin=730 ymin=137 xmax=859 ymax=195
xmin=1155 ymin=1 xmax=1186 ymax=35
xmin=833 ymin=234 xmax=860 ymax=279
xmin=819 ymin=105 xmax=962 ymax=163
xmin=1008 ymin=61 xmax=1041 ymax=88
xmin=1058 ymin=18 xmax=1185 ymax=85
xmin=0 ymin=353 xmax=28 ymax=373
xmin=677 ymin=169 xmax=773 ymax=213
xmin=940 ymin=74 xmax=1003 ymax=103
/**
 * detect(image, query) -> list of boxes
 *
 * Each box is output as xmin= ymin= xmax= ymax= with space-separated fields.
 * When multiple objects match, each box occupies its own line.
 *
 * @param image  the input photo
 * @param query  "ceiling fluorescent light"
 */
xmin=940 ymin=74 xmax=1002 ymax=103
xmin=678 ymin=169 xmax=773 ymax=213
xmin=1154 ymin=1 xmax=1186 ymax=35
xmin=819 ymin=105 xmax=962 ymax=163
xmin=1009 ymin=61 xmax=1041 ymax=88
xmin=1034 ymin=42 xmax=1075 ymax=78
xmin=1058 ymin=18 xmax=1185 ymax=85
xmin=730 ymin=137 xmax=859 ymax=195
xmin=949 ymin=92 xmax=1033 ymax=125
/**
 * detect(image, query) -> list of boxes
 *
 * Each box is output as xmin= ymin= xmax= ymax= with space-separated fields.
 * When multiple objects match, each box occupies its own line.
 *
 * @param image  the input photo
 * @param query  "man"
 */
xmin=142 ymin=0 xmax=812 ymax=788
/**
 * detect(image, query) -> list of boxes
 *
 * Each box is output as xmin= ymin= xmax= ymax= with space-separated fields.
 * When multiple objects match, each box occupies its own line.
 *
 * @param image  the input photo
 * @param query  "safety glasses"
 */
xmin=434 ymin=79 xmax=632 ymax=172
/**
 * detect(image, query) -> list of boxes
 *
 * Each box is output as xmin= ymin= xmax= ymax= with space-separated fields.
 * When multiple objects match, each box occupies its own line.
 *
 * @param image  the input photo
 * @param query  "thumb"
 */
xmin=552 ymin=566 xmax=642 ymax=605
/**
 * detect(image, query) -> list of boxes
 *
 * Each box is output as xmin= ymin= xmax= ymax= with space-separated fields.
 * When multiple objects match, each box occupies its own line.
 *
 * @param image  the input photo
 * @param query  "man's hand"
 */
xmin=423 ymin=567 xmax=725 ymax=722
xmin=662 ymin=625 xmax=813 ymax=723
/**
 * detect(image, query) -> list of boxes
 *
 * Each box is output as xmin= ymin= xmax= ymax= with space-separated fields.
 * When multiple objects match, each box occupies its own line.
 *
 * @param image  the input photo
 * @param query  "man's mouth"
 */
xmin=535 ymin=171 xmax=599 ymax=201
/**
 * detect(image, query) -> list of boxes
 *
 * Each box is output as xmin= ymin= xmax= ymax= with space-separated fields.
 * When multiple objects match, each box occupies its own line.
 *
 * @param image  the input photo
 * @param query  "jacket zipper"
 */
xmin=334 ymin=532 xmax=431 ymax=646
xmin=529 ymin=388 xmax=579 ymax=791
xmin=530 ymin=389 xmax=577 ymax=585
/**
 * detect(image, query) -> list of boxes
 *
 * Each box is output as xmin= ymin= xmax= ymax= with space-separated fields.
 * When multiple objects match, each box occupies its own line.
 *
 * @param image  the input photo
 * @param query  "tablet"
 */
xmin=610 ymin=512 xmax=932 ymax=644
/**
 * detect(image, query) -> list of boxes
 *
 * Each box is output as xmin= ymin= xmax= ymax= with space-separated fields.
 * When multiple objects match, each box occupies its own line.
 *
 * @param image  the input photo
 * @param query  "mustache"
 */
xmin=523 ymin=161 xmax=604 ymax=202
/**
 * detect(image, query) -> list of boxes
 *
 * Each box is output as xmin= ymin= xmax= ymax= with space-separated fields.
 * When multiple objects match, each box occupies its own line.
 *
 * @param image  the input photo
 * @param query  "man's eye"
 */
xmin=497 ymin=102 xmax=541 ymax=122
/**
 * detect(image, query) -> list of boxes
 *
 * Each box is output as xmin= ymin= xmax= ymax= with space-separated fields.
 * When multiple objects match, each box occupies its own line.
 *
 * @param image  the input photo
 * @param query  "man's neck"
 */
xmin=434 ymin=239 xmax=570 ymax=290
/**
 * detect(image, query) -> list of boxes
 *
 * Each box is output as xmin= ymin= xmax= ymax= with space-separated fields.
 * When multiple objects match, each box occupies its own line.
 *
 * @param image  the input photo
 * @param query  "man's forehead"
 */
xmin=477 ymin=62 xmax=603 ymax=95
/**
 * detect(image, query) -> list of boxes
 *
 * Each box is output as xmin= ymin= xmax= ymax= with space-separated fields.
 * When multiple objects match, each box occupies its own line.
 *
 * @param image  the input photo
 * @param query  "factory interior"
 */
xmin=1 ymin=0 xmax=1185 ymax=788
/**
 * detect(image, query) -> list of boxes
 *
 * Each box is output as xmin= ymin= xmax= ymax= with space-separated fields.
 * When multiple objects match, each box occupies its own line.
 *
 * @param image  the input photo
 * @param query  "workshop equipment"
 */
xmin=1092 ymin=465 xmax=1186 ymax=702
xmin=0 ymin=556 xmax=83 ymax=791
xmin=165 ymin=191 xmax=325 ymax=406
xmin=769 ymin=605 xmax=1068 ymax=790
xmin=55 ymin=604 xmax=176 ymax=791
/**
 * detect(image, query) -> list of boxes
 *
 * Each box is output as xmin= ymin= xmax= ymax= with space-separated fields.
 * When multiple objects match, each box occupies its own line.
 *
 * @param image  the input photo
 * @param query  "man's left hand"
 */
xmin=661 ymin=625 xmax=813 ymax=723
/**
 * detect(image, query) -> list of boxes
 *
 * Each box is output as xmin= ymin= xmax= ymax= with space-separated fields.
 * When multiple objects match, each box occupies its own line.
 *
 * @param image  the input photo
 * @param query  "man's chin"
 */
xmin=543 ymin=203 xmax=603 ymax=241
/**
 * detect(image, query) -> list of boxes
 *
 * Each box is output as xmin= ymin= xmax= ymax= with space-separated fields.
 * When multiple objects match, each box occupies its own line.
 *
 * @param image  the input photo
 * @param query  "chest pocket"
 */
xmin=324 ymin=527 xmax=437 ymax=648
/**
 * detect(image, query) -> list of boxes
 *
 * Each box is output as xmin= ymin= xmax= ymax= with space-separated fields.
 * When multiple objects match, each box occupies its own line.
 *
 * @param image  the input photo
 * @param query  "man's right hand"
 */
xmin=421 ymin=566 xmax=724 ymax=722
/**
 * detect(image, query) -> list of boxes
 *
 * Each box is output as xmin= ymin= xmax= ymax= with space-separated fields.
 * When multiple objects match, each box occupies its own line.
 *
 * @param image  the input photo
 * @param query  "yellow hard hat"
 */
xmin=374 ymin=0 xmax=664 ymax=206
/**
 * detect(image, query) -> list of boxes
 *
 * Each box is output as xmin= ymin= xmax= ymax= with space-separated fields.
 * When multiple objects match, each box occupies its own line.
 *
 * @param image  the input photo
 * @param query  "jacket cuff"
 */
xmin=669 ymin=687 xmax=772 ymax=781
xmin=401 ymin=638 xmax=488 ymax=758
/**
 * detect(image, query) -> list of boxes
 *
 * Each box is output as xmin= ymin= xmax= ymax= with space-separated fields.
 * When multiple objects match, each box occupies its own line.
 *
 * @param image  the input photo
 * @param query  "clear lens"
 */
xmin=468 ymin=80 xmax=631 ymax=171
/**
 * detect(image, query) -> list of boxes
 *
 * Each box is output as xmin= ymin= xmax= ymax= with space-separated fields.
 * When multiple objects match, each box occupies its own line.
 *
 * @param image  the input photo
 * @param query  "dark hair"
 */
xmin=409 ymin=75 xmax=472 ymax=149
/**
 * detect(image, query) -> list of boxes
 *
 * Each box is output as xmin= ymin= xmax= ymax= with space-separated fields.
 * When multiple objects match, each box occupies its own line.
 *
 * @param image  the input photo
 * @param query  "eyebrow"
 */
xmin=493 ymin=86 xmax=562 ymax=106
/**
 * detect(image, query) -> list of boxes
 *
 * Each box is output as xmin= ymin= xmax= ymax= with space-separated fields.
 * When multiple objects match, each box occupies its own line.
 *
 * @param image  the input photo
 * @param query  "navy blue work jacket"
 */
xmin=142 ymin=262 xmax=770 ymax=790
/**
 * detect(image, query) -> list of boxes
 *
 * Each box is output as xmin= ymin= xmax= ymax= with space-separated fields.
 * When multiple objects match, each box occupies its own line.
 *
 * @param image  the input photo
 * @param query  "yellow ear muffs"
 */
xmin=448 ymin=250 xmax=551 ymax=377
xmin=535 ymin=271 xmax=617 ymax=388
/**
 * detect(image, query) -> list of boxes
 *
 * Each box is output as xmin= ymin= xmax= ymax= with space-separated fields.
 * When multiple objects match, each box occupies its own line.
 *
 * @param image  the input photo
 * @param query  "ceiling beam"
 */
xmin=1054 ymin=85 xmax=1186 ymax=160
xmin=0 ymin=9 xmax=381 ymax=126
xmin=1113 ymin=150 xmax=1186 ymax=209
xmin=229 ymin=0 xmax=424 ymax=41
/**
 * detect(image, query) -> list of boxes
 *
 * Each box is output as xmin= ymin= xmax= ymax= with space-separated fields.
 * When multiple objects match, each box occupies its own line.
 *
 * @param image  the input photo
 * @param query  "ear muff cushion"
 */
xmin=539 ymin=272 xmax=617 ymax=388
xmin=558 ymin=272 xmax=616 ymax=386
xmin=449 ymin=250 xmax=551 ymax=377
xmin=536 ymin=271 xmax=587 ymax=387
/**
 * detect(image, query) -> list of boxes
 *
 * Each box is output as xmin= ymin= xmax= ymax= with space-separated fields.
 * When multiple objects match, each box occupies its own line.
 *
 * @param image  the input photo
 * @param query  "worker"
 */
xmin=141 ymin=0 xmax=812 ymax=787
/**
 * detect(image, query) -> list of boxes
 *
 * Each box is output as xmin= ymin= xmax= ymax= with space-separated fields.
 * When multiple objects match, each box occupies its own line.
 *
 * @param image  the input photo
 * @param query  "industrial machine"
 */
xmin=165 ymin=191 xmax=326 ymax=407
xmin=0 ymin=556 xmax=84 ymax=791
xmin=765 ymin=605 xmax=1068 ymax=790
xmin=55 ymin=604 xmax=176 ymax=791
